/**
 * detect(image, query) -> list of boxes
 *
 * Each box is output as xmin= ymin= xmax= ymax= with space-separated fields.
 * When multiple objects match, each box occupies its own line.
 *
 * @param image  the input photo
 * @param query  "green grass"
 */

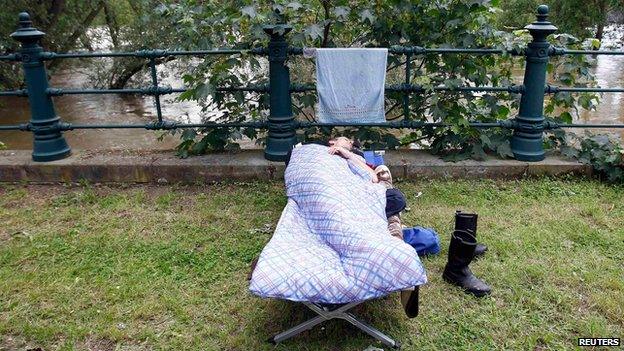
xmin=0 ymin=179 xmax=622 ymax=350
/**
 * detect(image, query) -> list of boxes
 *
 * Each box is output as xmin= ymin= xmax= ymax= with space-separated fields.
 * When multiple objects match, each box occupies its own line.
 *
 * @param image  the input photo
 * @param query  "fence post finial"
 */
xmin=510 ymin=5 xmax=557 ymax=162
xmin=11 ymin=12 xmax=71 ymax=162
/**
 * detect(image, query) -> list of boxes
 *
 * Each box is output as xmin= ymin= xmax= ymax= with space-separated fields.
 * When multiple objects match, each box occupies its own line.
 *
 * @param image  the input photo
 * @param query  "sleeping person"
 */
xmin=251 ymin=140 xmax=425 ymax=319
xmin=324 ymin=136 xmax=407 ymax=240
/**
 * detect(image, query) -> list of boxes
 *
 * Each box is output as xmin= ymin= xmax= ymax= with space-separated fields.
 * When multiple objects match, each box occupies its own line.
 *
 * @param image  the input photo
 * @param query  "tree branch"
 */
xmin=109 ymin=56 xmax=176 ymax=89
xmin=321 ymin=0 xmax=332 ymax=48
xmin=46 ymin=0 xmax=66 ymax=30
xmin=103 ymin=0 xmax=120 ymax=49
xmin=48 ymin=1 xmax=105 ymax=69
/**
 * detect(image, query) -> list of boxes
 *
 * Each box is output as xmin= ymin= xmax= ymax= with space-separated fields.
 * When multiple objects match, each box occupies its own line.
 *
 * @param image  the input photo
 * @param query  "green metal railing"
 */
xmin=1 ymin=5 xmax=623 ymax=162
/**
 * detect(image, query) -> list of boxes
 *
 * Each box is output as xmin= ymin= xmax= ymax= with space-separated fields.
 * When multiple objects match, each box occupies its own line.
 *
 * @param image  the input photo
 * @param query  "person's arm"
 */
xmin=328 ymin=146 xmax=379 ymax=183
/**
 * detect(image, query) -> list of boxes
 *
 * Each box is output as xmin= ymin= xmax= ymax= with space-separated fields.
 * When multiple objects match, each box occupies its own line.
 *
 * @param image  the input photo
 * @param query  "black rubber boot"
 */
xmin=400 ymin=286 xmax=419 ymax=318
xmin=442 ymin=230 xmax=491 ymax=297
xmin=455 ymin=211 xmax=488 ymax=258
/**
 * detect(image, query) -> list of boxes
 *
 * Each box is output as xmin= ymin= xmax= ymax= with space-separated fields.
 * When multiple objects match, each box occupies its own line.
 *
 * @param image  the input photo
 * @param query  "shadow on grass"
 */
xmin=245 ymin=295 xmax=409 ymax=350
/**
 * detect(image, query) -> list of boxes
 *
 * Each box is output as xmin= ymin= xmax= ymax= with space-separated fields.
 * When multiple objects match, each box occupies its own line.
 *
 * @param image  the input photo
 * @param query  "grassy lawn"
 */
xmin=0 ymin=179 xmax=622 ymax=350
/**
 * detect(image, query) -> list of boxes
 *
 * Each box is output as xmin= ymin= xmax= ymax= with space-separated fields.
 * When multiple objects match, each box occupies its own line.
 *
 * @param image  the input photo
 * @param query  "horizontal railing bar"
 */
xmin=290 ymin=46 xmax=522 ymax=56
xmin=68 ymin=124 xmax=150 ymax=129
xmin=164 ymin=87 xmax=270 ymax=93
xmin=0 ymin=89 xmax=27 ymax=96
xmin=37 ymin=46 xmax=624 ymax=61
xmin=41 ymin=48 xmax=266 ymax=60
xmin=553 ymin=123 xmax=624 ymax=128
xmin=45 ymin=84 xmax=521 ymax=96
xmin=0 ymin=124 xmax=24 ymax=130
xmin=159 ymin=49 xmax=265 ymax=56
xmin=38 ymin=84 xmax=624 ymax=97
xmin=291 ymin=84 xmax=523 ymax=93
xmin=45 ymin=52 xmax=135 ymax=59
xmin=64 ymin=122 xmax=268 ymax=130
xmin=0 ymin=121 xmax=508 ymax=131
xmin=55 ymin=122 xmax=624 ymax=130
xmin=0 ymin=53 xmax=19 ymax=61
xmin=554 ymin=49 xmax=624 ymax=56
xmin=4 ymin=121 xmax=624 ymax=133
xmin=419 ymin=48 xmax=507 ymax=54
xmin=0 ymin=121 xmax=270 ymax=132
xmin=298 ymin=84 xmax=624 ymax=94
xmin=48 ymin=88 xmax=146 ymax=95
xmin=46 ymin=86 xmax=270 ymax=96
xmin=296 ymin=121 xmax=508 ymax=128
xmin=546 ymin=86 xmax=624 ymax=93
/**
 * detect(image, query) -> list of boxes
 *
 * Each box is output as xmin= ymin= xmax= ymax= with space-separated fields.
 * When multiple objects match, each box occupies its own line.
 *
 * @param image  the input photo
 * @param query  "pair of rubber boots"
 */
xmin=442 ymin=211 xmax=491 ymax=297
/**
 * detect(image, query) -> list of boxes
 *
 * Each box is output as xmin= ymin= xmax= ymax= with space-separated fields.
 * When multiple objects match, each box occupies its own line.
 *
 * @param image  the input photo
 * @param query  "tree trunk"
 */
xmin=103 ymin=0 xmax=120 ymax=49
xmin=46 ymin=0 xmax=66 ymax=30
xmin=595 ymin=22 xmax=604 ymax=41
xmin=110 ymin=61 xmax=146 ymax=89
xmin=593 ymin=0 xmax=608 ymax=50
xmin=109 ymin=57 xmax=175 ymax=89
xmin=79 ymin=35 xmax=94 ymax=52
xmin=127 ymin=0 xmax=142 ymax=15
xmin=48 ymin=1 xmax=105 ymax=69
xmin=321 ymin=0 xmax=331 ymax=48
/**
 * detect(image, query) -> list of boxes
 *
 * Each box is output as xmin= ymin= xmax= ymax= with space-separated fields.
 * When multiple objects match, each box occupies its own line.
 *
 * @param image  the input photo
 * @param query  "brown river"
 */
xmin=1 ymin=28 xmax=623 ymax=151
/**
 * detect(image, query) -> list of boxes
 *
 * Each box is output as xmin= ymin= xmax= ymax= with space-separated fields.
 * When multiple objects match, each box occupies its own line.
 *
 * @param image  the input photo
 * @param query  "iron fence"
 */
xmin=0 ymin=5 xmax=623 ymax=162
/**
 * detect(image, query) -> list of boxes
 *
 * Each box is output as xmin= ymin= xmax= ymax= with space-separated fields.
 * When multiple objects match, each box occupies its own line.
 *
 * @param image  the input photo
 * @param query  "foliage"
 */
xmin=495 ymin=0 xmax=622 ymax=40
xmin=0 ymin=1 xmax=112 ymax=88
xmin=83 ymin=0 xmax=187 ymax=89
xmin=562 ymin=132 xmax=624 ymax=182
xmin=0 ymin=0 xmax=174 ymax=89
xmin=0 ymin=141 xmax=6 ymax=150
xmin=157 ymin=0 xmax=599 ymax=160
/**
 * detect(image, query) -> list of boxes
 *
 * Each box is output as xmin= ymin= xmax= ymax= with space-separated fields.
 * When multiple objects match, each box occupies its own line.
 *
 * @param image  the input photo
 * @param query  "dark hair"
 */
xmin=351 ymin=147 xmax=364 ymax=158
xmin=352 ymin=139 xmax=362 ymax=149
xmin=351 ymin=139 xmax=364 ymax=157
xmin=326 ymin=136 xmax=364 ymax=157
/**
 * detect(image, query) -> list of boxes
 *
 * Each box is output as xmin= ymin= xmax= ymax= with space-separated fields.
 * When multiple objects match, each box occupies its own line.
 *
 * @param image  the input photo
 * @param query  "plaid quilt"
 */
xmin=249 ymin=144 xmax=427 ymax=303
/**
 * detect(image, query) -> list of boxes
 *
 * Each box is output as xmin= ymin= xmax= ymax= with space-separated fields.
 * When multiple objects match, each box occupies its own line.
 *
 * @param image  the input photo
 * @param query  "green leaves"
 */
xmin=358 ymin=9 xmax=375 ymax=24
xmin=443 ymin=78 xmax=463 ymax=90
xmin=333 ymin=6 xmax=350 ymax=20
xmin=495 ymin=141 xmax=514 ymax=159
xmin=559 ymin=111 xmax=573 ymax=124
xmin=304 ymin=24 xmax=323 ymax=40
xmin=564 ymin=132 xmax=624 ymax=183
xmin=241 ymin=6 xmax=257 ymax=19
xmin=287 ymin=2 xmax=304 ymax=11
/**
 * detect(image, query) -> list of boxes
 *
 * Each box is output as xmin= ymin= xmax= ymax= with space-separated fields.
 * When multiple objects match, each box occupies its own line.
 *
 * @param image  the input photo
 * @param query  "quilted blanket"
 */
xmin=249 ymin=144 xmax=427 ymax=303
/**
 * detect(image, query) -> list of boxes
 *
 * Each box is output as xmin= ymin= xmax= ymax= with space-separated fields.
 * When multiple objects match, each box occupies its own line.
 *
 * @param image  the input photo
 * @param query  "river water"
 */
xmin=0 ymin=27 xmax=622 ymax=150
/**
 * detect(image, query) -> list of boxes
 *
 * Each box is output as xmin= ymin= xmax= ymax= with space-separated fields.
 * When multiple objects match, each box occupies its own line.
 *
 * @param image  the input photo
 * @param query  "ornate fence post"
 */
xmin=263 ymin=24 xmax=297 ymax=162
xmin=11 ymin=12 xmax=70 ymax=162
xmin=511 ymin=5 xmax=557 ymax=161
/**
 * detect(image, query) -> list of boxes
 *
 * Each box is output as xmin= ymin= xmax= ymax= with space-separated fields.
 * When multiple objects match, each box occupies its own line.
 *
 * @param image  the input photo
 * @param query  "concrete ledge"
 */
xmin=0 ymin=149 xmax=592 ymax=183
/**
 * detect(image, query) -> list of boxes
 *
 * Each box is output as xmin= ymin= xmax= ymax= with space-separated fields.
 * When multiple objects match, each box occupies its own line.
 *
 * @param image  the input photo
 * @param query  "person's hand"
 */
xmin=328 ymin=146 xmax=353 ymax=159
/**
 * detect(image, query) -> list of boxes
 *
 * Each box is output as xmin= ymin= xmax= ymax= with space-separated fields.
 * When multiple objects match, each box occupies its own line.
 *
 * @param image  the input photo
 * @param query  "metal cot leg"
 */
xmin=268 ymin=301 xmax=401 ymax=349
xmin=269 ymin=314 xmax=326 ymax=344
xmin=341 ymin=312 xmax=400 ymax=349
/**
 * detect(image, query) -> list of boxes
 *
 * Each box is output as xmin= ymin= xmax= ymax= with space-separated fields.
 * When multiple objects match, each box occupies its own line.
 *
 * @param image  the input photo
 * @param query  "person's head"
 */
xmin=328 ymin=136 xmax=363 ymax=157
xmin=328 ymin=136 xmax=354 ymax=150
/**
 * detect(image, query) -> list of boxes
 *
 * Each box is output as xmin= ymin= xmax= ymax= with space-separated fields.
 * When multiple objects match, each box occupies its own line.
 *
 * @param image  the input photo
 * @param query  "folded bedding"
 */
xmin=249 ymin=144 xmax=427 ymax=303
